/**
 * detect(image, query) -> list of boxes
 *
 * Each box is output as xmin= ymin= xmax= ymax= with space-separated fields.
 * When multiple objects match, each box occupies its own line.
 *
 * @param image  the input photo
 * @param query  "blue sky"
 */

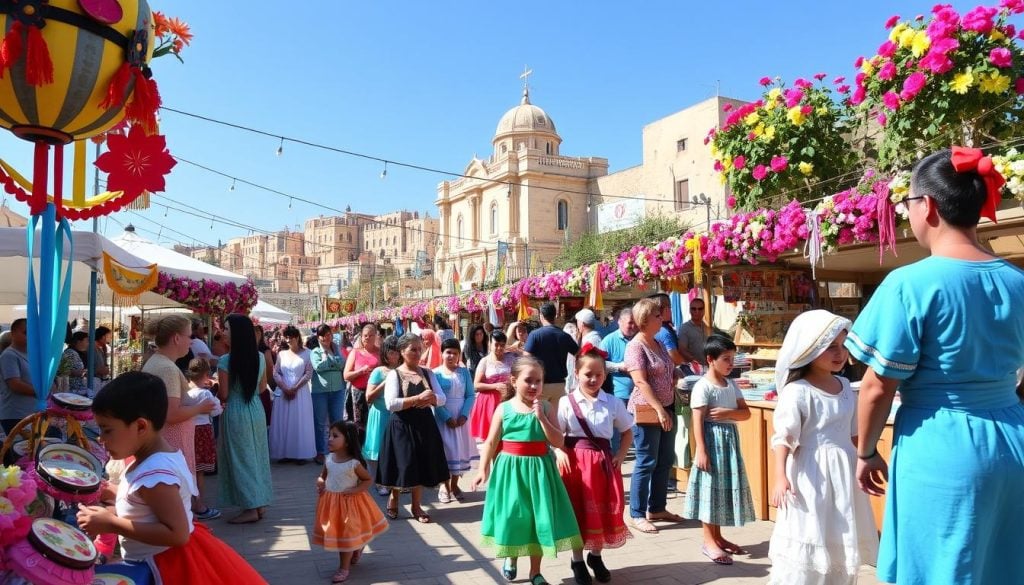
xmin=0 ymin=1 xmax=1000 ymax=249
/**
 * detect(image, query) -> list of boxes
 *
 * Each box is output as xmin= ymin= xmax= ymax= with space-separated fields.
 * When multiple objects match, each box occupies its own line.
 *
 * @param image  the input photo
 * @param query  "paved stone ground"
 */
xmin=205 ymin=460 xmax=882 ymax=585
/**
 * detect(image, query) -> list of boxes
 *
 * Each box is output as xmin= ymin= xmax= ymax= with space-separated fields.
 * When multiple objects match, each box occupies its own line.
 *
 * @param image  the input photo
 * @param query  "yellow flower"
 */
xmin=950 ymin=69 xmax=974 ymax=94
xmin=766 ymin=87 xmax=782 ymax=104
xmin=710 ymin=143 xmax=718 ymax=157
xmin=722 ymin=156 xmax=732 ymax=170
xmin=0 ymin=496 xmax=13 ymax=515
xmin=889 ymin=23 xmax=908 ymax=43
xmin=762 ymin=125 xmax=776 ymax=142
xmin=817 ymin=106 xmax=828 ymax=115
xmin=752 ymin=122 xmax=765 ymax=137
xmin=898 ymin=28 xmax=916 ymax=48
xmin=744 ymin=111 xmax=760 ymax=126
xmin=911 ymin=31 xmax=930 ymax=57
xmin=990 ymin=29 xmax=1005 ymax=41
xmin=787 ymin=106 xmax=806 ymax=126
xmin=719 ymin=173 xmax=727 ymax=185
xmin=979 ymin=71 xmax=1011 ymax=94
xmin=798 ymin=161 xmax=814 ymax=176
xmin=861 ymin=58 xmax=875 ymax=76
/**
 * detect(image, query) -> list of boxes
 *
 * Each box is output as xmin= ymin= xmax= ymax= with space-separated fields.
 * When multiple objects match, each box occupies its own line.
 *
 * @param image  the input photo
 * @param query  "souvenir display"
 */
xmin=33 ymin=444 xmax=101 ymax=503
xmin=50 ymin=394 xmax=92 ymax=412
xmin=4 ymin=518 xmax=96 ymax=585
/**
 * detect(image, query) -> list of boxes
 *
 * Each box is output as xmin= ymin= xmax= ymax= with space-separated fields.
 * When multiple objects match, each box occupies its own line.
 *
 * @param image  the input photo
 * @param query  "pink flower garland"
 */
xmin=153 ymin=273 xmax=259 ymax=315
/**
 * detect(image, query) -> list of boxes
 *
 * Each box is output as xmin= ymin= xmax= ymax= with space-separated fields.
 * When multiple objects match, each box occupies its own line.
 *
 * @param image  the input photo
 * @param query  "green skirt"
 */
xmin=480 ymin=452 xmax=582 ymax=558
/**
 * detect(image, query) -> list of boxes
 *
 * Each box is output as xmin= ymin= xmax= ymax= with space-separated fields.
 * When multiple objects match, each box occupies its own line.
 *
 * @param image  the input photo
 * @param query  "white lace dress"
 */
xmin=768 ymin=378 xmax=878 ymax=585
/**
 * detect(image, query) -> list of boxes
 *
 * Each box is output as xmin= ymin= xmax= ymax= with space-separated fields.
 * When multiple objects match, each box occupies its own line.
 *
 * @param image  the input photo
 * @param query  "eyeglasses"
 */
xmin=903 ymin=195 xmax=926 ymax=203
xmin=690 ymin=307 xmax=705 ymax=312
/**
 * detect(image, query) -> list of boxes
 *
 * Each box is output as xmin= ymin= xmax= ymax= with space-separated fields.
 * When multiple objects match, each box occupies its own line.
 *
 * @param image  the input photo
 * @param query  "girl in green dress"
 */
xmin=472 ymin=356 xmax=582 ymax=585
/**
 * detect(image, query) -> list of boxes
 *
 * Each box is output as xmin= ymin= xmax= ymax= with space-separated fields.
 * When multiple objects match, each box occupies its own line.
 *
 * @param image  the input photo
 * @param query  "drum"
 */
xmin=5 ymin=518 xmax=97 ymax=585
xmin=35 ymin=443 xmax=102 ymax=497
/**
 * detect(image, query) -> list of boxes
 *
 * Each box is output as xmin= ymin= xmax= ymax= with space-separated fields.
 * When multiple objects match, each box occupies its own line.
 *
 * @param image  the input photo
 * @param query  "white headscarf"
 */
xmin=774 ymin=309 xmax=852 ymax=392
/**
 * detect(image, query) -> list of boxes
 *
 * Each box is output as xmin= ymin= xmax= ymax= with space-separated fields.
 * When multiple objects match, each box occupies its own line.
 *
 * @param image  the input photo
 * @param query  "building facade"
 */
xmin=591 ymin=96 xmax=746 ymax=231
xmin=435 ymin=88 xmax=609 ymax=292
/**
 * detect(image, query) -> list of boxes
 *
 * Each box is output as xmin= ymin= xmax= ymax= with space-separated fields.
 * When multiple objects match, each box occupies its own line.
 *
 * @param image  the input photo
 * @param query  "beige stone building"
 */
xmin=591 ymin=96 xmax=747 ymax=231
xmin=435 ymin=87 xmax=608 ymax=292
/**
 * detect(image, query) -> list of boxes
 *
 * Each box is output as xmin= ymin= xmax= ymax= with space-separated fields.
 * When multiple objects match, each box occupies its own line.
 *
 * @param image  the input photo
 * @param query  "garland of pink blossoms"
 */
xmin=153 ymin=273 xmax=259 ymax=315
xmin=0 ymin=465 xmax=37 ymax=569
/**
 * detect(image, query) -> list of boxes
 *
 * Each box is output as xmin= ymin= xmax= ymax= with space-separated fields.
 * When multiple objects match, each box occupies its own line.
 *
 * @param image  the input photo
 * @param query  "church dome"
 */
xmin=494 ymin=89 xmax=560 ymax=140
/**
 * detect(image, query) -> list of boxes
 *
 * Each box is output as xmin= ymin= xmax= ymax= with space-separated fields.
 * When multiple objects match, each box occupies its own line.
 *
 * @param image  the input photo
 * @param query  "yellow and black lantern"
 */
xmin=0 ymin=0 xmax=155 ymax=145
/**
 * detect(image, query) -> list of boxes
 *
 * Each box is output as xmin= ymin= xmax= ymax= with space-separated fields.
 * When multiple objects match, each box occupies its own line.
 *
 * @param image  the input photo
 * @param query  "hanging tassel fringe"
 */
xmin=24 ymin=25 xmax=53 ymax=86
xmin=0 ymin=22 xmax=25 ymax=78
xmin=100 ymin=62 xmax=132 ymax=109
xmin=125 ymin=68 xmax=161 ymax=134
xmin=876 ymin=191 xmax=898 ymax=263
xmin=803 ymin=209 xmax=824 ymax=280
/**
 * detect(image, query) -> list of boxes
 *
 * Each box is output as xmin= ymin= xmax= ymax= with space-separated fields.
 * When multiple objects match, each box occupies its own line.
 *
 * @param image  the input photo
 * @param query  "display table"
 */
xmin=674 ymin=400 xmax=891 ymax=530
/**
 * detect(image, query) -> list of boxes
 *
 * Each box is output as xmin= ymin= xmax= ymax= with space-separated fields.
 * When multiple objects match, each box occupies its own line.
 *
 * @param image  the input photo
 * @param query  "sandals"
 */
xmin=351 ymin=548 xmax=363 ymax=565
xmin=385 ymin=507 xmax=399 ymax=519
xmin=529 ymin=575 xmax=550 ymax=585
xmin=502 ymin=558 xmax=517 ymax=581
xmin=701 ymin=544 xmax=733 ymax=565
xmin=721 ymin=543 xmax=749 ymax=555
xmin=647 ymin=511 xmax=685 ymax=523
xmin=411 ymin=508 xmax=431 ymax=523
xmin=631 ymin=518 xmax=659 ymax=534
xmin=331 ymin=568 xmax=350 ymax=583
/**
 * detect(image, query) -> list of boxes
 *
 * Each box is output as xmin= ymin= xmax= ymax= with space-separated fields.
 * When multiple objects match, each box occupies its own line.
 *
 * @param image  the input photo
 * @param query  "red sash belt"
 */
xmin=501 ymin=440 xmax=548 ymax=456
xmin=565 ymin=436 xmax=611 ymax=453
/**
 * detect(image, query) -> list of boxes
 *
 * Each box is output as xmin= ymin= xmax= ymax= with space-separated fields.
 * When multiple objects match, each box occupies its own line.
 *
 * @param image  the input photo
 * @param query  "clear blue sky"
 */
xmin=0 ymin=0 xmax=1001 ymax=249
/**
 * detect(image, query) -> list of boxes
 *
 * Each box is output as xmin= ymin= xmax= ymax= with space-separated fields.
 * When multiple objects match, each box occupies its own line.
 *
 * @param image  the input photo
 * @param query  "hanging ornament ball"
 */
xmin=0 ymin=0 xmax=154 ymax=144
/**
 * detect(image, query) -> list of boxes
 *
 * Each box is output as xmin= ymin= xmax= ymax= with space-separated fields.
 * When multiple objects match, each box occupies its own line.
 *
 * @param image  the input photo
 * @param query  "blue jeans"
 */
xmin=629 ymin=418 xmax=678 ymax=518
xmin=311 ymin=389 xmax=347 ymax=456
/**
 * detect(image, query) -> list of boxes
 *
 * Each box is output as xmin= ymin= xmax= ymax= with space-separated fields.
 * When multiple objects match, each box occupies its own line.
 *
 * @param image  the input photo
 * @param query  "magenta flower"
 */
xmin=877 ymin=112 xmax=888 ymax=126
xmin=722 ymin=103 xmax=733 ymax=112
xmin=962 ymin=6 xmax=997 ymax=33
xmin=734 ymin=156 xmax=747 ymax=170
xmin=784 ymin=88 xmax=805 ymax=108
xmin=770 ymin=155 xmax=788 ymax=172
xmin=1003 ymin=0 xmax=1024 ymax=14
xmin=930 ymin=37 xmax=959 ymax=55
xmin=920 ymin=51 xmax=954 ymax=74
xmin=990 ymin=47 xmax=1013 ymax=68
xmin=1006 ymin=24 xmax=1017 ymax=37
xmin=1016 ymin=78 xmax=1024 ymax=95
xmin=752 ymin=165 xmax=768 ymax=181
xmin=794 ymin=78 xmax=812 ymax=89
xmin=878 ymin=40 xmax=898 ymax=58
xmin=726 ymin=195 xmax=736 ymax=208
xmin=800 ymin=105 xmax=813 ymax=115
xmin=854 ymin=56 xmax=865 ymax=68
xmin=814 ymin=72 xmax=827 ymax=81
xmin=759 ymin=76 xmax=772 ymax=86
xmin=851 ymin=86 xmax=866 ymax=105
xmin=882 ymin=91 xmax=901 ymax=110
xmin=837 ymin=84 xmax=851 ymax=94
xmin=833 ymin=76 xmax=846 ymax=84
xmin=884 ymin=15 xmax=901 ymax=29
xmin=878 ymin=61 xmax=897 ymax=81
xmin=900 ymin=72 xmax=927 ymax=100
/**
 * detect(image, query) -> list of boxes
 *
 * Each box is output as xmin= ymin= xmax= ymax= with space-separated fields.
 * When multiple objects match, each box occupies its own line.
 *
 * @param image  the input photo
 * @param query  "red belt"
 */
xmin=501 ymin=440 xmax=548 ymax=456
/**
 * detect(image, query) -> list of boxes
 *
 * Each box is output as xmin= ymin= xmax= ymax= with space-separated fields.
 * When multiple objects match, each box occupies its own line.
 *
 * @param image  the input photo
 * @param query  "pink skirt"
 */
xmin=469 ymin=389 xmax=502 ymax=441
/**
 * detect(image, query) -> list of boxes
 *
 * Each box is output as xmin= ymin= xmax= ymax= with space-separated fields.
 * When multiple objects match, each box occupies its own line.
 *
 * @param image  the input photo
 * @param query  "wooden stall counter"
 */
xmin=743 ymin=401 xmax=891 ymax=530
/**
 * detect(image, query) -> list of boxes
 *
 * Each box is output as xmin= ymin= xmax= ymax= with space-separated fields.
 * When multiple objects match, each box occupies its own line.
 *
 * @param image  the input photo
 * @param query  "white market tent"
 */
xmin=110 ymin=227 xmax=248 ymax=285
xmin=250 ymin=299 xmax=293 ymax=324
xmin=0 ymin=227 xmax=181 ymax=324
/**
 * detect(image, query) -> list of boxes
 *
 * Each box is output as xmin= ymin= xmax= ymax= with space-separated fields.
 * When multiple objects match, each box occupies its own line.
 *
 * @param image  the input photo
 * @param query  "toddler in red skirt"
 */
xmin=554 ymin=344 xmax=635 ymax=585
xmin=76 ymin=371 xmax=267 ymax=584
xmin=186 ymin=358 xmax=223 ymax=520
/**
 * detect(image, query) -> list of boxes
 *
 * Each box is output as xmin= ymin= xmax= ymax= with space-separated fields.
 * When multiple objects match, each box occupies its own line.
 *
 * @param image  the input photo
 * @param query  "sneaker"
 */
xmin=376 ymin=485 xmax=390 ymax=497
xmin=195 ymin=507 xmax=222 ymax=521
xmin=570 ymin=560 xmax=592 ymax=585
xmin=586 ymin=553 xmax=611 ymax=583
xmin=438 ymin=487 xmax=452 ymax=504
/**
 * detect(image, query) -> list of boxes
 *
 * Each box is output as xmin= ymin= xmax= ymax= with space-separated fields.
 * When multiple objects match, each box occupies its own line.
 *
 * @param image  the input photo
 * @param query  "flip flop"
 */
xmin=331 ymin=568 xmax=350 ymax=583
xmin=701 ymin=544 xmax=733 ymax=565
xmin=385 ymin=506 xmax=399 ymax=519
xmin=631 ymin=518 xmax=659 ymax=534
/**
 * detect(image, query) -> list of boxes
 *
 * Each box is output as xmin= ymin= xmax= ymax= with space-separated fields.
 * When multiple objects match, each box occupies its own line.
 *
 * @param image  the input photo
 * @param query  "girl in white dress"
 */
xmin=270 ymin=326 xmax=317 ymax=463
xmin=768 ymin=310 xmax=878 ymax=584
xmin=432 ymin=338 xmax=477 ymax=503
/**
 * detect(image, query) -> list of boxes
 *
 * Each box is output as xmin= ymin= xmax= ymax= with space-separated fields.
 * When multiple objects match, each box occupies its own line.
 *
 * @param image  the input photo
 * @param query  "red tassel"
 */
xmin=101 ymin=61 xmax=131 ymax=109
xmin=125 ymin=68 xmax=162 ymax=133
xmin=0 ymin=22 xmax=25 ymax=78
xmin=876 ymin=191 xmax=898 ymax=263
xmin=24 ymin=25 xmax=53 ymax=86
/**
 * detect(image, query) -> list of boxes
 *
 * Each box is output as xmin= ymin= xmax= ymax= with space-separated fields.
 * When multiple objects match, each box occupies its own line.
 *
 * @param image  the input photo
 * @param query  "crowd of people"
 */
xmin=0 ymin=149 xmax=1021 ymax=584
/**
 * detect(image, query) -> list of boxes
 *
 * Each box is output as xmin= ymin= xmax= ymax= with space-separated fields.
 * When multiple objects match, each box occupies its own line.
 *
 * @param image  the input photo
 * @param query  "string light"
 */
xmin=229 ymin=178 xmax=236 ymax=192
xmin=209 ymin=217 xmax=214 ymax=229
xmin=288 ymin=197 xmax=293 ymax=209
xmin=276 ymin=137 xmax=284 ymax=157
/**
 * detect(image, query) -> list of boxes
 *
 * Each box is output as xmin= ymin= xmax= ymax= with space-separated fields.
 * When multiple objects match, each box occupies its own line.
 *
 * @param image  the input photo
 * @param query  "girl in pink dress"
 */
xmin=470 ymin=331 xmax=516 ymax=441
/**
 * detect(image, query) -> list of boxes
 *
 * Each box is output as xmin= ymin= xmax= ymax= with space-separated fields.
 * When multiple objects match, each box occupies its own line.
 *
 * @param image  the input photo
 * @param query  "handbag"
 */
xmin=633 ymin=402 xmax=661 ymax=425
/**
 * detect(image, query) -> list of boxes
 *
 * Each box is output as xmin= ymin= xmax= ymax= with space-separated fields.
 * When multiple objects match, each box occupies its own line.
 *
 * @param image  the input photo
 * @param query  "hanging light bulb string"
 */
xmin=380 ymin=161 xmax=388 ymax=179
xmin=276 ymin=137 xmax=284 ymax=157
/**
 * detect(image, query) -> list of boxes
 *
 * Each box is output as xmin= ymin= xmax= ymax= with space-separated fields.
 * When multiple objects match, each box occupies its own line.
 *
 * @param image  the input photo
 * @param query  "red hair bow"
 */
xmin=950 ymin=146 xmax=1006 ymax=223
xmin=579 ymin=343 xmax=608 ymax=359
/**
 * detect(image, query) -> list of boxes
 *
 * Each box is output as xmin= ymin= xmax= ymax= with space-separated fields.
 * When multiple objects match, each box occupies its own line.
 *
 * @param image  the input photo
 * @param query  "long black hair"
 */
xmin=226 ymin=314 xmax=260 ymax=403
xmin=328 ymin=420 xmax=366 ymax=468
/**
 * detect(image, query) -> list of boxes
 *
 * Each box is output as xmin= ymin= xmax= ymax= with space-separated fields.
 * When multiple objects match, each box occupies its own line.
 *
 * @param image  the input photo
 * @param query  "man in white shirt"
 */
xmin=575 ymin=309 xmax=603 ymax=348
xmin=189 ymin=319 xmax=216 ymax=366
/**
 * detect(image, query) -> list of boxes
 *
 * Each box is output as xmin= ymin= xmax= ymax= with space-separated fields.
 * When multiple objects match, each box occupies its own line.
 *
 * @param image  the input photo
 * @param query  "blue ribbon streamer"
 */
xmin=26 ymin=203 xmax=74 ymax=410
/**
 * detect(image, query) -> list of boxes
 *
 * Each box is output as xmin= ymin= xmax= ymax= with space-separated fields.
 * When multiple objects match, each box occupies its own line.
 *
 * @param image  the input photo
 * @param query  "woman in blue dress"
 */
xmin=216 ymin=314 xmax=274 ymax=524
xmin=847 ymin=147 xmax=1024 ymax=584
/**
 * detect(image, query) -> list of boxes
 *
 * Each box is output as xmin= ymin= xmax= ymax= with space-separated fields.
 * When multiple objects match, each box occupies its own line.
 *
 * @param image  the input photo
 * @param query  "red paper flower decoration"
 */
xmin=94 ymin=124 xmax=176 ymax=201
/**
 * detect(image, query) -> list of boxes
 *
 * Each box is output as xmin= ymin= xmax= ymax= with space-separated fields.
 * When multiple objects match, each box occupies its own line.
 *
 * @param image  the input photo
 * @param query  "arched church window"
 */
xmin=557 ymin=200 xmax=569 ymax=231
xmin=545 ymin=142 xmax=551 ymax=155
xmin=457 ymin=215 xmax=464 ymax=247
xmin=490 ymin=203 xmax=498 ymax=235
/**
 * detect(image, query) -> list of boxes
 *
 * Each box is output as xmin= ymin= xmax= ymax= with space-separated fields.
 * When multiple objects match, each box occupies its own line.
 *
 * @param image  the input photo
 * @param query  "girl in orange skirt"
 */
xmin=76 ymin=371 xmax=267 ymax=585
xmin=315 ymin=420 xmax=390 ymax=583
xmin=554 ymin=345 xmax=634 ymax=585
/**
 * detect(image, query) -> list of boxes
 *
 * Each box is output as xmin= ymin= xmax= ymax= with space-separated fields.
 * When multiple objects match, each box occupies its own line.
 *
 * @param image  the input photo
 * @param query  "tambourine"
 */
xmin=33 ymin=444 xmax=102 ymax=502
xmin=5 ymin=518 xmax=97 ymax=585
xmin=51 ymin=393 xmax=93 ymax=412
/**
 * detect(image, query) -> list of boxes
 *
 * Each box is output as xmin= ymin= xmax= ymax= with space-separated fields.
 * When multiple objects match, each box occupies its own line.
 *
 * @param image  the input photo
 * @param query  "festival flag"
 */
xmin=481 ymin=253 xmax=489 ymax=285
xmin=587 ymin=263 xmax=604 ymax=310
xmin=452 ymin=267 xmax=460 ymax=293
